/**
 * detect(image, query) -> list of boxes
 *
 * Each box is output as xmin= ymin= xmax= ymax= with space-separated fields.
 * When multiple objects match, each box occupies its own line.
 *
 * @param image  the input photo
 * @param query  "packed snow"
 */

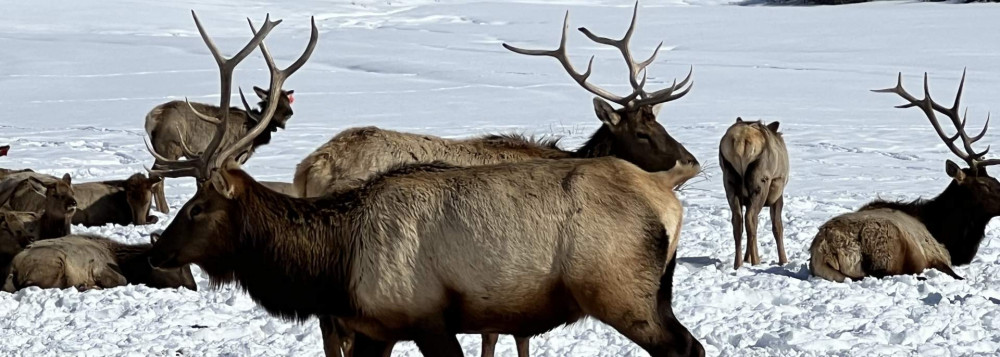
xmin=3 ymin=0 xmax=1000 ymax=356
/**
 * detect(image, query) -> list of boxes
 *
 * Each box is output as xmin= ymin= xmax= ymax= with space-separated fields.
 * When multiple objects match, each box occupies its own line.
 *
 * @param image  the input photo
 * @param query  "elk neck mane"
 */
xmin=217 ymin=169 xmax=370 ymax=322
xmin=860 ymin=180 xmax=993 ymax=265
xmin=573 ymin=125 xmax=616 ymax=158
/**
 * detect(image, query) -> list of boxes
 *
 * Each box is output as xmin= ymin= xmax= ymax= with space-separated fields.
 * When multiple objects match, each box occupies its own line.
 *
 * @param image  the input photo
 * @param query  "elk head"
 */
xmin=875 ymin=70 xmax=1000 ymax=216
xmin=503 ymin=2 xmax=698 ymax=171
xmin=251 ymin=86 xmax=295 ymax=130
xmin=38 ymin=173 xmax=77 ymax=220
xmin=124 ymin=173 xmax=160 ymax=225
xmin=145 ymin=12 xmax=317 ymax=272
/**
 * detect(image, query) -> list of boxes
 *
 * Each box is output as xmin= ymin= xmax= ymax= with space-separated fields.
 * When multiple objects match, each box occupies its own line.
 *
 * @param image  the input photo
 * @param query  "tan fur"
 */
xmin=809 ymin=208 xmax=953 ymax=282
xmin=293 ymin=127 xmax=570 ymax=197
xmin=719 ymin=119 xmax=790 ymax=268
xmin=259 ymin=181 xmax=298 ymax=197
xmin=4 ymin=236 xmax=126 ymax=291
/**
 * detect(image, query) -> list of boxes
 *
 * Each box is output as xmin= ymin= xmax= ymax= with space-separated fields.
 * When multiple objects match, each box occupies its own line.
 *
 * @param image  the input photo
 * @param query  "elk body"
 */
xmin=144 ymin=86 xmax=295 ymax=213
xmin=810 ymin=71 xmax=1000 ymax=282
xmin=0 ymin=173 xmax=76 ymax=240
xmin=70 ymin=173 xmax=161 ymax=227
xmin=259 ymin=181 xmax=298 ymax=197
xmin=719 ymin=118 xmax=789 ymax=269
xmin=144 ymin=14 xmax=704 ymax=357
xmin=2 ymin=234 xmax=197 ymax=292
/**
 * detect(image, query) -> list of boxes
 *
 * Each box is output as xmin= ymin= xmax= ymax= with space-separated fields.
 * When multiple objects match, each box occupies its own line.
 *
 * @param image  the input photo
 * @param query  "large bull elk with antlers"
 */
xmin=145 ymin=12 xmax=704 ymax=357
xmin=294 ymin=3 xmax=696 ymax=204
xmin=810 ymin=70 xmax=1000 ymax=282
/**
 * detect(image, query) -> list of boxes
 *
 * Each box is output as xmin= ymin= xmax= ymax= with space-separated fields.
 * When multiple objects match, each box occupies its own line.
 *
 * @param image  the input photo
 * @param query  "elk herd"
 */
xmin=0 ymin=2 xmax=998 ymax=357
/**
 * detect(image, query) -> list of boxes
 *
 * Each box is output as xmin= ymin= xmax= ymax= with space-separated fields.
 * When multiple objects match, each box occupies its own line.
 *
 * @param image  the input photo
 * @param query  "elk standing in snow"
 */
xmin=810 ymin=71 xmax=998 ymax=282
xmin=2 ymin=234 xmax=196 ymax=292
xmin=144 ymin=13 xmax=704 ymax=357
xmin=720 ymin=117 xmax=789 ymax=269
xmin=145 ymin=81 xmax=295 ymax=213
xmin=293 ymin=4 xmax=696 ymax=202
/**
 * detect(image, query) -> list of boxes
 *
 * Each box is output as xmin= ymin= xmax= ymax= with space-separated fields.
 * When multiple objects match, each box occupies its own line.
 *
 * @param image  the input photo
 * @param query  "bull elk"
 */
xmin=2 ymin=234 xmax=196 ymax=292
xmin=144 ymin=12 xmax=704 ymax=357
xmin=145 ymin=77 xmax=295 ymax=214
xmin=720 ymin=117 xmax=789 ymax=269
xmin=810 ymin=70 xmax=999 ymax=282
xmin=293 ymin=2 xmax=696 ymax=203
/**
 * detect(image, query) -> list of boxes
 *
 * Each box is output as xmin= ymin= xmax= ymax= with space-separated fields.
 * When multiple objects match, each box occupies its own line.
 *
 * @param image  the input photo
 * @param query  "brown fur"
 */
xmin=149 ymin=158 xmax=704 ymax=356
xmin=259 ymin=181 xmax=298 ymax=197
xmin=719 ymin=118 xmax=789 ymax=269
xmin=71 ymin=173 xmax=160 ymax=227
xmin=2 ymin=234 xmax=197 ymax=292
xmin=0 ymin=173 xmax=76 ymax=240
xmin=144 ymin=87 xmax=294 ymax=213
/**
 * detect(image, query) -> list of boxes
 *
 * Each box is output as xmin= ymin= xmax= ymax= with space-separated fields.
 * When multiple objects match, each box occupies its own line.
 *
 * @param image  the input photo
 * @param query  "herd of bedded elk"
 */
xmin=1 ymin=3 xmax=998 ymax=357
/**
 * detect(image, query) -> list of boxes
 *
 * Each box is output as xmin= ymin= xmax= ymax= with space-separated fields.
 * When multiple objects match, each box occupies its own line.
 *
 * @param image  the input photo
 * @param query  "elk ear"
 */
xmin=767 ymin=121 xmax=780 ymax=132
xmin=215 ymin=162 xmax=249 ymax=199
xmin=253 ymin=86 xmax=268 ymax=100
xmin=651 ymin=103 xmax=663 ymax=117
xmin=736 ymin=117 xmax=744 ymax=123
xmin=946 ymin=160 xmax=966 ymax=182
xmin=61 ymin=173 xmax=72 ymax=185
xmin=593 ymin=98 xmax=622 ymax=128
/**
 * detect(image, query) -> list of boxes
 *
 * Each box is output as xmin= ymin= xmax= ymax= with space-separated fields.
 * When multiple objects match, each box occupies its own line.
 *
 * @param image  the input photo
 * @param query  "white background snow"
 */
xmin=2 ymin=0 xmax=1000 ymax=356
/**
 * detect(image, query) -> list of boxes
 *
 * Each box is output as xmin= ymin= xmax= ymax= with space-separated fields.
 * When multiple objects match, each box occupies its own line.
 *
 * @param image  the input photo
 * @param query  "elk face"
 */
xmin=148 ymin=184 xmax=236 ymax=271
xmin=124 ymin=173 xmax=159 ymax=225
xmin=43 ymin=174 xmax=77 ymax=220
xmin=947 ymin=160 xmax=1000 ymax=216
xmin=594 ymin=98 xmax=699 ymax=172
xmin=253 ymin=86 xmax=295 ymax=130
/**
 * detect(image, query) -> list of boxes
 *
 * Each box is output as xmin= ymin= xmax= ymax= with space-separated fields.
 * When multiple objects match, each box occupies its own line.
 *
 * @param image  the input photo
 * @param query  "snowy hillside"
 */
xmin=3 ymin=0 xmax=1000 ymax=356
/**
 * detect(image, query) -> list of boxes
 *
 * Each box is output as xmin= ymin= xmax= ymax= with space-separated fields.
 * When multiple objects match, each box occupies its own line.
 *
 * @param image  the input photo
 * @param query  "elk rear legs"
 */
xmin=770 ymin=196 xmax=787 ymax=265
xmin=743 ymin=179 xmax=772 ymax=266
xmin=481 ymin=333 xmax=530 ymax=357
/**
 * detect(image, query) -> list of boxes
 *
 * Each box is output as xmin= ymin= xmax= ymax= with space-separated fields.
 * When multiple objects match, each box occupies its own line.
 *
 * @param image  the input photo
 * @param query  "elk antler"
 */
xmin=873 ymin=69 xmax=1000 ymax=171
xmin=145 ymin=12 xmax=318 ymax=182
xmin=502 ymin=1 xmax=692 ymax=109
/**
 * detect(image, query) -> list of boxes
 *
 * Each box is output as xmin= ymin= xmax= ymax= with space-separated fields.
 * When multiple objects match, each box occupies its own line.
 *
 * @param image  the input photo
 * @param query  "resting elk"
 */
xmin=2 ymin=234 xmax=197 ymax=292
xmin=720 ymin=117 xmax=789 ymax=269
xmin=144 ymin=12 xmax=704 ymax=357
xmin=0 ymin=172 xmax=159 ymax=227
xmin=810 ymin=70 xmax=998 ymax=282
xmin=293 ymin=3 xmax=696 ymax=202
xmin=145 ymin=78 xmax=295 ymax=213
xmin=0 ymin=174 xmax=76 ymax=240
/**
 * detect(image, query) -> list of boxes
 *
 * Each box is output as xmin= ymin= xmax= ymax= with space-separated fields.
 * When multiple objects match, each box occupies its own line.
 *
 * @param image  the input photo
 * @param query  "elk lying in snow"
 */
xmin=0 ymin=173 xmax=76 ymax=240
xmin=70 ymin=173 xmax=161 ymax=227
xmin=810 ymin=71 xmax=999 ymax=282
xmin=294 ymin=4 xmax=696 ymax=202
xmin=144 ymin=14 xmax=704 ymax=357
xmin=720 ymin=117 xmax=789 ymax=269
xmin=2 ymin=234 xmax=197 ymax=292
xmin=145 ymin=83 xmax=295 ymax=213
xmin=0 ymin=211 xmax=35 ymax=279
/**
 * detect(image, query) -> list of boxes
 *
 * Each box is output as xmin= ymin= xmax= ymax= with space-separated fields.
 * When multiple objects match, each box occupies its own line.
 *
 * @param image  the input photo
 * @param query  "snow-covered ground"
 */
xmin=3 ymin=0 xmax=1000 ymax=356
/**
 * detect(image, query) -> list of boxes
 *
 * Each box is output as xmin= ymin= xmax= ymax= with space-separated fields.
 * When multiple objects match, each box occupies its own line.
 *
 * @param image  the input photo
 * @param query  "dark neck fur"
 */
xmin=219 ymin=177 xmax=356 ymax=322
xmin=37 ymin=211 xmax=71 ymax=239
xmin=112 ymin=241 xmax=157 ymax=283
xmin=572 ymin=125 xmax=615 ymax=158
xmin=861 ymin=182 xmax=994 ymax=265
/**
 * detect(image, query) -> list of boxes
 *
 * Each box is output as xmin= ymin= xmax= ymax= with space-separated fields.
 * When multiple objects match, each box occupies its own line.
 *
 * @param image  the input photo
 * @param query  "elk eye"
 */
xmin=637 ymin=133 xmax=652 ymax=141
xmin=189 ymin=205 xmax=203 ymax=218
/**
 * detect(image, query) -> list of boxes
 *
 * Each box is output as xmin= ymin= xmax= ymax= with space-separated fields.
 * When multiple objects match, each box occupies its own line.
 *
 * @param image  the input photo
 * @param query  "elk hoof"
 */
xmin=147 ymin=216 xmax=159 ymax=224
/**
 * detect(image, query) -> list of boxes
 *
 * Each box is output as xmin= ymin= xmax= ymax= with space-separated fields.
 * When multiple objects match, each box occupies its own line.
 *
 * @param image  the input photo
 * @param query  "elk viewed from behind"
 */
xmin=811 ymin=70 xmax=1000 ymax=282
xmin=142 ymin=12 xmax=704 ymax=357
xmin=145 ymin=84 xmax=295 ymax=213
xmin=294 ymin=2 xmax=696 ymax=201
xmin=720 ymin=117 xmax=789 ymax=269
xmin=2 ymin=234 xmax=197 ymax=292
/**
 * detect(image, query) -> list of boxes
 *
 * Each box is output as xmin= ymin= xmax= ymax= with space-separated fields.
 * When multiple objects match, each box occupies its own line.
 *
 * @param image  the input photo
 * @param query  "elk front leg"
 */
xmin=515 ymin=336 xmax=530 ymax=357
xmin=744 ymin=179 xmax=772 ymax=266
xmin=319 ymin=316 xmax=344 ymax=357
xmin=770 ymin=196 xmax=787 ymax=265
xmin=481 ymin=333 xmax=499 ymax=357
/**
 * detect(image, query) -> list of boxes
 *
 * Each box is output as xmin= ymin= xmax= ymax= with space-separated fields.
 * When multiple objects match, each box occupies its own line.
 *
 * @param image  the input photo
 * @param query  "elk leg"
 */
xmin=351 ymin=333 xmax=392 ymax=357
xmin=744 ymin=179 xmax=771 ymax=266
xmin=727 ymin=194 xmax=744 ymax=269
xmin=413 ymin=333 xmax=463 ymax=357
xmin=770 ymin=196 xmax=787 ymax=265
xmin=319 ymin=316 xmax=344 ymax=357
xmin=481 ymin=333 xmax=499 ymax=357
xmin=515 ymin=336 xmax=530 ymax=357
xmin=152 ymin=175 xmax=170 ymax=214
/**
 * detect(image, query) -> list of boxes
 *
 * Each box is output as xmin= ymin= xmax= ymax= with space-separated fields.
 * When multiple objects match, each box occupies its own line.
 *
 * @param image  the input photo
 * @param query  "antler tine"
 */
xmin=633 ymin=65 xmax=693 ymax=107
xmin=577 ymin=1 xmax=648 ymax=96
xmin=214 ymin=16 xmax=319 ymax=169
xmin=502 ymin=11 xmax=628 ymax=105
xmin=972 ymin=112 xmax=991 ymax=143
